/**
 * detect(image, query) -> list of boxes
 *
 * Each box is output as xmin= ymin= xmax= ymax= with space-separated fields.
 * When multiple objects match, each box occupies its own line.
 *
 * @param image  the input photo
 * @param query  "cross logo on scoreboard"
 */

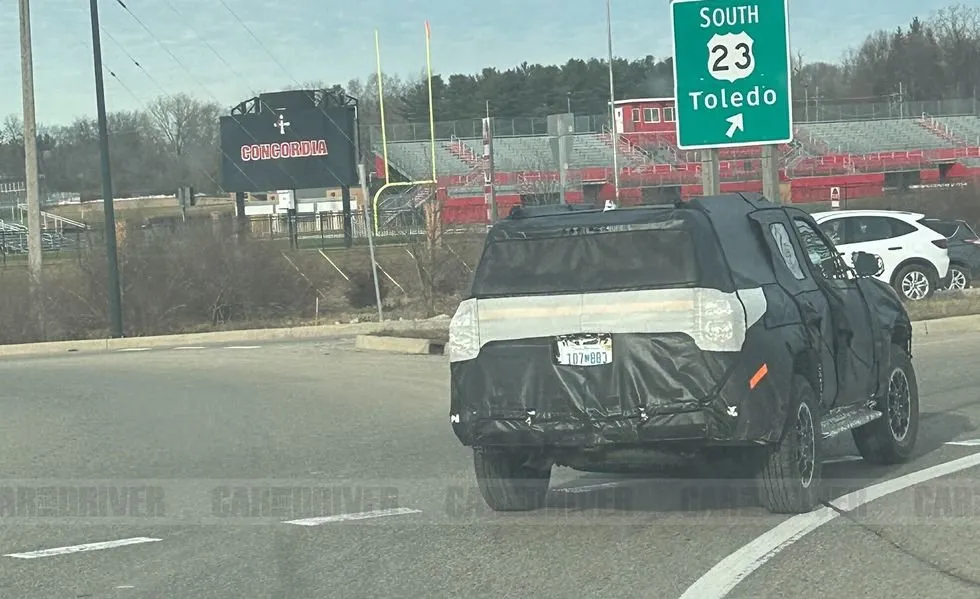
xmin=275 ymin=113 xmax=290 ymax=135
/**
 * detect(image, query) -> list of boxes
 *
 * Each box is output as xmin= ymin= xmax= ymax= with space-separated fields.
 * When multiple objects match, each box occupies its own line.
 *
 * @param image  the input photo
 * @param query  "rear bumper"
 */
xmin=453 ymin=408 xmax=725 ymax=448
xmin=450 ymin=328 xmax=797 ymax=450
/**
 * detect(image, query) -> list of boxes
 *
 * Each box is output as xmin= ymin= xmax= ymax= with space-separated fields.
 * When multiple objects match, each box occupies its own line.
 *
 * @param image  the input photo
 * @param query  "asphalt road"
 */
xmin=1 ymin=333 xmax=979 ymax=598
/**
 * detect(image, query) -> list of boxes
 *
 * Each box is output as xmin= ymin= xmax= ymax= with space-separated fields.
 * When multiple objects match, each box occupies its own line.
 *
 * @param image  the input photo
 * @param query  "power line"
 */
xmin=101 ymin=62 xmax=225 ymax=193
xmin=213 ymin=0 xmax=301 ymax=88
xmin=99 ymin=28 xmax=264 ymax=193
xmin=110 ymin=0 xmax=309 ymax=191
xmin=212 ymin=0 xmax=356 ymax=148
xmin=153 ymin=0 xmax=351 ymax=184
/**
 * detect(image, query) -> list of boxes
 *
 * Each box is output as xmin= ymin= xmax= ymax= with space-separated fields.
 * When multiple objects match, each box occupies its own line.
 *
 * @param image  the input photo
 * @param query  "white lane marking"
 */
xmin=118 ymin=348 xmax=151 ymax=352
xmin=173 ymin=346 xmax=206 ymax=350
xmin=225 ymin=345 xmax=261 ymax=350
xmin=945 ymin=439 xmax=980 ymax=446
xmin=679 ymin=451 xmax=980 ymax=599
xmin=821 ymin=455 xmax=864 ymax=464
xmin=4 ymin=537 xmax=162 ymax=559
xmin=283 ymin=507 xmax=421 ymax=526
xmin=116 ymin=586 xmax=136 ymax=589
xmin=553 ymin=481 xmax=628 ymax=494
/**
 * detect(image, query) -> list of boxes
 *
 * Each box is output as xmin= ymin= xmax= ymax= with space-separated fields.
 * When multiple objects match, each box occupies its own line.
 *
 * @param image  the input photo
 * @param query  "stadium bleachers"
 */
xmin=0 ymin=220 xmax=70 ymax=253
xmin=459 ymin=134 xmax=628 ymax=171
xmin=797 ymin=118 xmax=952 ymax=154
xmin=936 ymin=115 xmax=980 ymax=145
xmin=376 ymin=114 xmax=980 ymax=193
xmin=380 ymin=133 xmax=641 ymax=181
xmin=384 ymin=140 xmax=471 ymax=177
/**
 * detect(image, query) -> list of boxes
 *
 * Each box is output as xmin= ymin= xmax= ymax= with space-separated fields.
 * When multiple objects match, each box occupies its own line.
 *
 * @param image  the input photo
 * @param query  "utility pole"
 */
xmin=18 ymin=0 xmax=44 ymax=337
xmin=605 ymin=0 xmax=621 ymax=203
xmin=89 ymin=0 xmax=124 ymax=337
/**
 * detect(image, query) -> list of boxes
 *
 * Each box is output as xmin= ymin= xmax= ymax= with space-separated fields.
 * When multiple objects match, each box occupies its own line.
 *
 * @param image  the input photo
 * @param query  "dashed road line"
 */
xmin=113 ymin=345 xmax=265 ymax=353
xmin=4 ymin=537 xmax=162 ymax=559
xmin=283 ymin=507 xmax=422 ymax=526
xmin=945 ymin=439 xmax=980 ymax=446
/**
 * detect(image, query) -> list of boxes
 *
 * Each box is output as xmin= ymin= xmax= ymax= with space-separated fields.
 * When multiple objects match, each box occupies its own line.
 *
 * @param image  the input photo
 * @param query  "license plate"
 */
xmin=555 ymin=334 xmax=613 ymax=366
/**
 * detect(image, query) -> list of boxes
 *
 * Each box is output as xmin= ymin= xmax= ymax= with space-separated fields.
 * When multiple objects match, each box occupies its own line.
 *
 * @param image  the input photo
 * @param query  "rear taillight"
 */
xmin=932 ymin=238 xmax=948 ymax=249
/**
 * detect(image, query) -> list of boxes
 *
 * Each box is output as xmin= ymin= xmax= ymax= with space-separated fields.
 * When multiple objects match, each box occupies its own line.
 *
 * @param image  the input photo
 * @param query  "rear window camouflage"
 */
xmin=471 ymin=224 xmax=700 ymax=297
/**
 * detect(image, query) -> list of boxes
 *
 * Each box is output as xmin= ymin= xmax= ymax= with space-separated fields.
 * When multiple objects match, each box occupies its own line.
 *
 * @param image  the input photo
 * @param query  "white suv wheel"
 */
xmin=948 ymin=267 xmax=969 ymax=290
xmin=900 ymin=269 xmax=931 ymax=301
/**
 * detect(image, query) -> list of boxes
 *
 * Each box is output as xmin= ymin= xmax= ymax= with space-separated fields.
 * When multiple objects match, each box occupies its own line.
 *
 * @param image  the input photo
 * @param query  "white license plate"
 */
xmin=555 ymin=334 xmax=613 ymax=366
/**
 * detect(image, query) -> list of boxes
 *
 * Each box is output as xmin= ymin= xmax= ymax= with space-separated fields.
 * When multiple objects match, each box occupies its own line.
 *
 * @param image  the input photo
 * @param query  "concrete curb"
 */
xmin=1 ymin=311 xmax=976 ymax=358
xmin=354 ymin=335 xmax=447 ymax=355
xmin=0 ymin=316 xmax=451 ymax=358
xmin=912 ymin=313 xmax=980 ymax=336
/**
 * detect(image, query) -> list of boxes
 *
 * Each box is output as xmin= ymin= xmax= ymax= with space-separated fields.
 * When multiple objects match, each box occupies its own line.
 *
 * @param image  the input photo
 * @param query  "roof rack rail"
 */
xmin=507 ymin=203 xmax=602 ymax=220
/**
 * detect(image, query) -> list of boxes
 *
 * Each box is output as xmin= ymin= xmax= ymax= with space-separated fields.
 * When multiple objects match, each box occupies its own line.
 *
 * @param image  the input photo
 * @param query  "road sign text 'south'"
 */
xmin=671 ymin=0 xmax=793 ymax=150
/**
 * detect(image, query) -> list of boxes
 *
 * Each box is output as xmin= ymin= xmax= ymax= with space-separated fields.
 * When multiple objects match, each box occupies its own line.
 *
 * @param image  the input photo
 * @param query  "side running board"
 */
xmin=820 ymin=404 xmax=882 ymax=440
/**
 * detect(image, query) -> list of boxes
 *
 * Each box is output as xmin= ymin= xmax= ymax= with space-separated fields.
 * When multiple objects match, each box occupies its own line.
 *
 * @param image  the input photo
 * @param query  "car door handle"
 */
xmin=888 ymin=246 xmax=901 ymax=250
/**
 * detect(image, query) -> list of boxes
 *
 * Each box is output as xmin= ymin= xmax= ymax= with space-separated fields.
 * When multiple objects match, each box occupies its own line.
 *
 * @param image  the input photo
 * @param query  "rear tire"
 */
xmin=473 ymin=447 xmax=552 ymax=511
xmin=893 ymin=264 xmax=934 ymax=301
xmin=947 ymin=264 xmax=971 ymax=291
xmin=852 ymin=344 xmax=919 ymax=465
xmin=758 ymin=375 xmax=823 ymax=514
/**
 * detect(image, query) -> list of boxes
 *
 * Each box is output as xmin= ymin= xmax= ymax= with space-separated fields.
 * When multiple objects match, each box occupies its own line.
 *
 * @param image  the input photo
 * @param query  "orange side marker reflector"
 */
xmin=749 ymin=364 xmax=768 ymax=390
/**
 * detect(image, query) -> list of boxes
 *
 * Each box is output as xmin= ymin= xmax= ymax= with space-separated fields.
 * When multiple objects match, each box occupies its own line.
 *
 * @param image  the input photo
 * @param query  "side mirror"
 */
xmin=853 ymin=251 xmax=883 ymax=277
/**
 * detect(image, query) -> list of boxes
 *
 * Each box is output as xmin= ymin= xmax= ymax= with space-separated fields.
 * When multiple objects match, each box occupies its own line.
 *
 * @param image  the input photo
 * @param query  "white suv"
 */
xmin=812 ymin=209 xmax=950 ymax=301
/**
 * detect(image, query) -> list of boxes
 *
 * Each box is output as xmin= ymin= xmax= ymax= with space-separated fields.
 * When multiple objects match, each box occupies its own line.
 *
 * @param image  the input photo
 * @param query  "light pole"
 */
xmin=606 ymin=0 xmax=620 ymax=203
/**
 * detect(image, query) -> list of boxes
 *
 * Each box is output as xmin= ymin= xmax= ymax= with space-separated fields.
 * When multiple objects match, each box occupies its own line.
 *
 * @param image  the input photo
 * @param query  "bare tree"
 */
xmin=147 ymin=93 xmax=220 ymax=158
xmin=146 ymin=94 xmax=221 ymax=192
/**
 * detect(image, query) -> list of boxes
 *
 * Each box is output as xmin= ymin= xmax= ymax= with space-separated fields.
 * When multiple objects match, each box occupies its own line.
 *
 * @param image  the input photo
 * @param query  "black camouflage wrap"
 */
xmin=449 ymin=194 xmax=911 ymax=450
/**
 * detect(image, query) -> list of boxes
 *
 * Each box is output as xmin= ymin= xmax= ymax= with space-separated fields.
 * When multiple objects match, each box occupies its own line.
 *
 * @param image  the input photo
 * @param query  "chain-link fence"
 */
xmin=368 ymin=97 xmax=980 ymax=143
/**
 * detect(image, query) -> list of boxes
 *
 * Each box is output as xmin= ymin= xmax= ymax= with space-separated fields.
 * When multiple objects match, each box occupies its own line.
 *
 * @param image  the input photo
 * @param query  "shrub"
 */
xmin=345 ymin=266 xmax=388 ymax=309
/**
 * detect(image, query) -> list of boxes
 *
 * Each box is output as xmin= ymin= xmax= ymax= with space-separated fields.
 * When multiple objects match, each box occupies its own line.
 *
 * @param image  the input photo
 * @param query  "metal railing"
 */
xmin=15 ymin=204 xmax=88 ymax=233
xmin=367 ymin=98 xmax=979 ymax=144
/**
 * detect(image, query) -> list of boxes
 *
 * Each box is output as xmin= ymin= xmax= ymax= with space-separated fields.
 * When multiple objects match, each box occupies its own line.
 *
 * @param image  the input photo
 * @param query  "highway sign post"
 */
xmin=670 ymin=0 xmax=793 ymax=150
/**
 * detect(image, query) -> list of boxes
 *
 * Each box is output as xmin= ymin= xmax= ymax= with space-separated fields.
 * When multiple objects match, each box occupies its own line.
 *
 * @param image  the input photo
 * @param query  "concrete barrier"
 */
xmin=0 ymin=310 xmax=975 ymax=359
xmin=354 ymin=335 xmax=446 ymax=355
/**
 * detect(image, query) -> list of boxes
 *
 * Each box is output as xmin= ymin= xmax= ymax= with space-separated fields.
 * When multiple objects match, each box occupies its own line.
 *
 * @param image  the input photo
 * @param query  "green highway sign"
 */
xmin=670 ymin=0 xmax=794 ymax=150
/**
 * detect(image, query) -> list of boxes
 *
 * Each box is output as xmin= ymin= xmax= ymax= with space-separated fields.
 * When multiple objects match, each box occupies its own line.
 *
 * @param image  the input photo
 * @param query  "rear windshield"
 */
xmin=955 ymin=222 xmax=979 ymax=240
xmin=470 ymin=225 xmax=699 ymax=297
xmin=924 ymin=220 xmax=959 ymax=238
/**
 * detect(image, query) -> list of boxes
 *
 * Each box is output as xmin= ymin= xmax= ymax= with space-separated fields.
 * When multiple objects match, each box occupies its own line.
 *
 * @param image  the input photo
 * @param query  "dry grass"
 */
xmin=3 ymin=183 xmax=979 ymax=345
xmin=0 ymin=223 xmax=482 ymax=345
xmin=906 ymin=291 xmax=980 ymax=322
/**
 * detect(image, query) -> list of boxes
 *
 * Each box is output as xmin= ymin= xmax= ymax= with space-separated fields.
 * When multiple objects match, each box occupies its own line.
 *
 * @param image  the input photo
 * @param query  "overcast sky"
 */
xmin=0 ymin=0 xmax=946 ymax=124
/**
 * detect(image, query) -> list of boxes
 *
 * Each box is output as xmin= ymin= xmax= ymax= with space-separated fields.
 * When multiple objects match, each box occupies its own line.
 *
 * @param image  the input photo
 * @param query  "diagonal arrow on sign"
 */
xmin=725 ymin=113 xmax=744 ymax=138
